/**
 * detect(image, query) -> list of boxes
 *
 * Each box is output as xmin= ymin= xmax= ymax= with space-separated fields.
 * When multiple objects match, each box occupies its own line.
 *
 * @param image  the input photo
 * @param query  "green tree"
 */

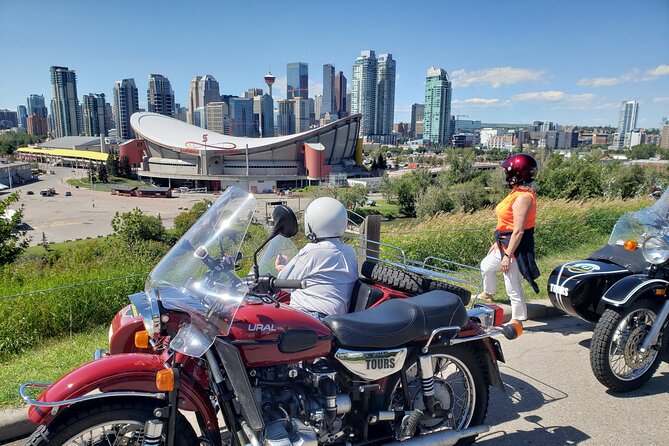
xmin=0 ymin=192 xmax=30 ymax=264
xmin=415 ymin=185 xmax=454 ymax=218
xmin=628 ymin=144 xmax=659 ymax=160
xmin=118 ymin=156 xmax=132 ymax=178
xmin=441 ymin=148 xmax=479 ymax=185
xmin=106 ymin=155 xmax=119 ymax=177
xmin=338 ymin=185 xmax=368 ymax=210
xmin=87 ymin=161 xmax=97 ymax=183
xmin=0 ymin=132 xmax=44 ymax=155
xmin=173 ymin=200 xmax=211 ymax=238
xmin=111 ymin=208 xmax=168 ymax=248
xmin=97 ymin=163 xmax=109 ymax=183
xmin=450 ymin=181 xmax=491 ymax=213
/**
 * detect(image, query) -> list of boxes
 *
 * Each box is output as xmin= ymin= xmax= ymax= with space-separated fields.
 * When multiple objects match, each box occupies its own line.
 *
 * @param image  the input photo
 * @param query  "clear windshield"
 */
xmin=146 ymin=186 xmax=256 ymax=357
xmin=255 ymin=235 xmax=299 ymax=276
xmin=608 ymin=188 xmax=669 ymax=246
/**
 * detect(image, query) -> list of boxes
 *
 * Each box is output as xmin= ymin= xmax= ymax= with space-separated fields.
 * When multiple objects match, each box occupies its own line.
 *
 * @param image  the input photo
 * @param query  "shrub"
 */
xmin=173 ymin=200 xmax=211 ymax=238
xmin=416 ymin=186 xmax=454 ymax=218
xmin=111 ymin=208 xmax=169 ymax=247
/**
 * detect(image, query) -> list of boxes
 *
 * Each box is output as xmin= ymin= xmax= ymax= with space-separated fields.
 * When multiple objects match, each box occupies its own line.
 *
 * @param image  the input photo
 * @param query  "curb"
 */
xmin=0 ymin=408 xmax=35 ymax=443
xmin=0 ymin=299 xmax=565 ymax=442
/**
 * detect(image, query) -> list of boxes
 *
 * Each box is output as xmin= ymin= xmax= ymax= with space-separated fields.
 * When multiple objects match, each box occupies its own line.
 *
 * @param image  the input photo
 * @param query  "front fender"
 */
xmin=28 ymin=353 xmax=219 ymax=435
xmin=602 ymin=275 xmax=669 ymax=307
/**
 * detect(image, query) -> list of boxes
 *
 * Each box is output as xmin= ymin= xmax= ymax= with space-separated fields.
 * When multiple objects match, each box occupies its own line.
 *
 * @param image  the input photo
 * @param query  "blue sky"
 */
xmin=1 ymin=0 xmax=668 ymax=126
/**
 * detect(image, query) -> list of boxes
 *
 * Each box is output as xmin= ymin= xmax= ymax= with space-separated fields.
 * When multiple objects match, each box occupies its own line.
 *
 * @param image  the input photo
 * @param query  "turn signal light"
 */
xmin=511 ymin=321 xmax=524 ymax=337
xmin=623 ymin=239 xmax=638 ymax=251
xmin=490 ymin=304 xmax=504 ymax=327
xmin=156 ymin=368 xmax=175 ymax=392
xmin=655 ymin=288 xmax=666 ymax=296
xmin=134 ymin=330 xmax=149 ymax=349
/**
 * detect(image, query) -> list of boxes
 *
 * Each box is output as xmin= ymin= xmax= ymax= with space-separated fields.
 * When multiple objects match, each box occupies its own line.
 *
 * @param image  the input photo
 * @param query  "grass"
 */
xmin=23 ymin=237 xmax=105 ymax=255
xmin=66 ymin=177 xmax=148 ymax=192
xmin=0 ymin=325 xmax=108 ymax=408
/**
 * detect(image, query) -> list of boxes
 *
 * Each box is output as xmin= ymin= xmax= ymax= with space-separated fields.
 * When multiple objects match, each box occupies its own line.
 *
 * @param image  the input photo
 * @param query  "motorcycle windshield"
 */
xmin=255 ymin=235 xmax=299 ymax=276
xmin=608 ymin=188 xmax=669 ymax=246
xmin=146 ymin=186 xmax=256 ymax=357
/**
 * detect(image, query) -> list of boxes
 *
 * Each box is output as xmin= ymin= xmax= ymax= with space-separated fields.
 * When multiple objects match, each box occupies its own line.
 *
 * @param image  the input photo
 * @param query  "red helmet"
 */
xmin=501 ymin=154 xmax=538 ymax=186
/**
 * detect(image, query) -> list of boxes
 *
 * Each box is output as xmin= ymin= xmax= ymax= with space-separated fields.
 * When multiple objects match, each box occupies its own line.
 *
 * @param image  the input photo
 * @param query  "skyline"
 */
xmin=1 ymin=0 xmax=668 ymax=127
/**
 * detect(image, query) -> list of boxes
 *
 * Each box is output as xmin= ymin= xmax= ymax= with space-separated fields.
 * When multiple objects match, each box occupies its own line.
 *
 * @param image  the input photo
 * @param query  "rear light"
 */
xmin=490 ymin=304 xmax=504 ymax=327
xmin=156 ymin=368 xmax=174 ymax=392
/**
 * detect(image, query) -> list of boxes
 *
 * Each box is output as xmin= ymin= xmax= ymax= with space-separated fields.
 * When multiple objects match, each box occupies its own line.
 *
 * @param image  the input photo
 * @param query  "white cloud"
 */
xmin=654 ymin=96 xmax=669 ymax=103
xmin=578 ymin=64 xmax=669 ymax=87
xmin=452 ymin=98 xmax=508 ymax=109
xmin=646 ymin=64 xmax=669 ymax=78
xmin=451 ymin=67 xmax=545 ymax=88
xmin=512 ymin=91 xmax=595 ymax=102
xmin=395 ymin=104 xmax=413 ymax=113
xmin=309 ymin=81 xmax=323 ymax=96
xmin=273 ymin=76 xmax=287 ymax=99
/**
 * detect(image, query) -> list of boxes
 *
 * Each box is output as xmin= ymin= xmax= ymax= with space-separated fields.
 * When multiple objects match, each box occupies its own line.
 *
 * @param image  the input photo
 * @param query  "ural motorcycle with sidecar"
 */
xmin=547 ymin=188 xmax=669 ymax=391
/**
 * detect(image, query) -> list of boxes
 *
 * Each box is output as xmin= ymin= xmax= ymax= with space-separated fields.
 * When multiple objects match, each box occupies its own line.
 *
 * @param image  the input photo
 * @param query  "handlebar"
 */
xmin=271 ymin=278 xmax=307 ymax=290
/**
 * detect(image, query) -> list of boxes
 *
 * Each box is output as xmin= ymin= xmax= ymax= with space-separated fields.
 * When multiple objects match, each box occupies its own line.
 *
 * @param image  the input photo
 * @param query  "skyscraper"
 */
xmin=334 ymin=71 xmax=347 ymax=118
xmin=313 ymin=95 xmax=323 ymax=122
xmin=294 ymin=98 xmax=310 ymax=133
xmin=206 ymin=102 xmax=228 ymax=134
xmin=351 ymin=50 xmax=377 ymax=137
xmin=228 ymin=97 xmax=255 ymax=137
xmin=322 ymin=64 xmax=335 ymax=117
xmin=50 ymin=66 xmax=81 ymax=137
xmin=410 ymin=103 xmax=424 ymax=138
xmin=277 ymin=99 xmax=295 ymax=135
xmin=82 ymin=93 xmax=109 ymax=137
xmin=16 ymin=105 xmax=27 ymax=129
xmin=188 ymin=75 xmax=220 ymax=125
xmin=423 ymin=67 xmax=452 ymax=145
xmin=113 ymin=79 xmax=139 ymax=139
xmin=147 ymin=74 xmax=175 ymax=116
xmin=264 ymin=72 xmax=276 ymax=97
xmin=254 ymin=94 xmax=274 ymax=137
xmin=27 ymin=94 xmax=48 ymax=118
xmin=287 ymin=62 xmax=308 ymax=100
xmin=375 ymin=53 xmax=396 ymax=142
xmin=618 ymin=100 xmax=639 ymax=135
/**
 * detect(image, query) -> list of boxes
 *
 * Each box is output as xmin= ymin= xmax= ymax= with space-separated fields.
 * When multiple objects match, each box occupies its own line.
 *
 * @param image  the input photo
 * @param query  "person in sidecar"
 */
xmin=275 ymin=197 xmax=358 ymax=318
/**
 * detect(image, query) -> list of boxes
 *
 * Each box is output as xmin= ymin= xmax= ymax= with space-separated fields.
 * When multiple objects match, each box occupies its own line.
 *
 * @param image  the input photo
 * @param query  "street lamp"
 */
xmin=202 ymin=134 xmax=208 ymax=176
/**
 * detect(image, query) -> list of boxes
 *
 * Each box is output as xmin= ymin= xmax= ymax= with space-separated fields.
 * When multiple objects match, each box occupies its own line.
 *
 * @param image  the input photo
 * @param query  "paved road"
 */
xmin=480 ymin=316 xmax=668 ymax=445
xmin=4 ymin=315 xmax=667 ymax=445
xmin=7 ymin=168 xmax=315 ymax=246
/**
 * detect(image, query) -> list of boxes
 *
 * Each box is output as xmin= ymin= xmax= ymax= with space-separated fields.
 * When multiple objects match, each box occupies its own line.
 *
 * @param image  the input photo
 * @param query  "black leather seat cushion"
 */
xmin=324 ymin=291 xmax=468 ymax=349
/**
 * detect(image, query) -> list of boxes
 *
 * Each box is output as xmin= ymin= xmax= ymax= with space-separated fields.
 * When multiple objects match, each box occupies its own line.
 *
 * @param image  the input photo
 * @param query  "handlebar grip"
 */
xmin=272 ymin=279 xmax=307 ymax=290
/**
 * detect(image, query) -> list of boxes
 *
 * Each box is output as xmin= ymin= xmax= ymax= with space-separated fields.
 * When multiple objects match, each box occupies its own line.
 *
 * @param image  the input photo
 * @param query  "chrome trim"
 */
xmin=467 ymin=305 xmax=496 ymax=330
xmin=20 ymin=382 xmax=166 ymax=408
xmin=94 ymin=348 xmax=109 ymax=360
xmin=422 ymin=326 xmax=461 ymax=353
xmin=450 ymin=325 xmax=512 ymax=345
xmin=335 ymin=348 xmax=407 ymax=380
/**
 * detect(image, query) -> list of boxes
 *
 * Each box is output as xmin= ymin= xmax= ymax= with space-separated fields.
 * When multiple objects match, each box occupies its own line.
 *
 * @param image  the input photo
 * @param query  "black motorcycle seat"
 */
xmin=323 ymin=291 xmax=468 ymax=349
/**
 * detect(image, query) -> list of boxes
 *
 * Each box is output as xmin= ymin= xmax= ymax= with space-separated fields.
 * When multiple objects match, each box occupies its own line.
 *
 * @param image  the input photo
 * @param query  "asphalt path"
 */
xmin=479 ymin=315 xmax=669 ymax=445
xmin=7 ymin=168 xmax=314 ymax=246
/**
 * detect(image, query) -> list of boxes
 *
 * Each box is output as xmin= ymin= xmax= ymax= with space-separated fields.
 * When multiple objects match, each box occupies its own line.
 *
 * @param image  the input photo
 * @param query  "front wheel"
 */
xmin=385 ymin=345 xmax=489 ymax=446
xmin=26 ymin=399 xmax=198 ymax=446
xmin=590 ymin=298 xmax=664 ymax=392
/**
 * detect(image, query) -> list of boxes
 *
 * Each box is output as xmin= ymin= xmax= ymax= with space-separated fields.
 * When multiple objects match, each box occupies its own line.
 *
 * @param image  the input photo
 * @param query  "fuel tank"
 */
xmin=227 ymin=302 xmax=333 ymax=367
xmin=547 ymin=259 xmax=634 ymax=322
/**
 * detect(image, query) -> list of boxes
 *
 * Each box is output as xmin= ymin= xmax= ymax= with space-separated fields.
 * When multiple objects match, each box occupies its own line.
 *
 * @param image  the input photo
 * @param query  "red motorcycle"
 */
xmin=21 ymin=186 xmax=522 ymax=446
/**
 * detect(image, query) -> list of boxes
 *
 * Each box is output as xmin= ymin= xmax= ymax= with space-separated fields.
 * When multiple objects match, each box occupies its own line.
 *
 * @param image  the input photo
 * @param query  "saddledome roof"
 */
xmin=130 ymin=112 xmax=361 ymax=153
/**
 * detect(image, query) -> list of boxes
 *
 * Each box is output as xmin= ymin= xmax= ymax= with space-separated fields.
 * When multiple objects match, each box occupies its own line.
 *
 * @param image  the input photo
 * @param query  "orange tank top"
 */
xmin=495 ymin=190 xmax=536 ymax=232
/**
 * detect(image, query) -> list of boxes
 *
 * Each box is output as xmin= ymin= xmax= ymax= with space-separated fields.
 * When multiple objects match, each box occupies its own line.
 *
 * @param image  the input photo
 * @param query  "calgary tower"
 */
xmin=264 ymin=71 xmax=276 ymax=98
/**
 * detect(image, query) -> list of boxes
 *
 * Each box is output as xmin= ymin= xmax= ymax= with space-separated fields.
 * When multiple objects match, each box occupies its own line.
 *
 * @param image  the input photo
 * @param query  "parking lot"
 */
xmin=8 ymin=168 xmax=315 ymax=245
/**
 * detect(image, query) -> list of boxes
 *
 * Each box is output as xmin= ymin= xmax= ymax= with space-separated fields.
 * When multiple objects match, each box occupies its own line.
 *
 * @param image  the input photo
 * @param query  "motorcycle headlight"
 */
xmin=129 ymin=291 xmax=161 ymax=339
xmin=642 ymin=236 xmax=669 ymax=265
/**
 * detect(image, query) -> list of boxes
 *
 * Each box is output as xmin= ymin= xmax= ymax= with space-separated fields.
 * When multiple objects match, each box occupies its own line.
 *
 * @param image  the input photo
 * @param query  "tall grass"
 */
xmin=382 ymin=197 xmax=651 ymax=267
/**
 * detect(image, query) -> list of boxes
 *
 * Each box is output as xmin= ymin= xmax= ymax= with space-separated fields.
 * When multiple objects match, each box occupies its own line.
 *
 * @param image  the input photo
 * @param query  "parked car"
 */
xmin=365 ymin=199 xmax=377 ymax=206
xmin=64 ymin=191 xmax=72 ymax=196
xmin=26 ymin=191 xmax=34 ymax=195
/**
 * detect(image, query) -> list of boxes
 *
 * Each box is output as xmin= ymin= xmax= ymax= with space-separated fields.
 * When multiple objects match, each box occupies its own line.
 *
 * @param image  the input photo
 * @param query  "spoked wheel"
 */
xmin=26 ymin=399 xmax=198 ymax=446
xmin=385 ymin=346 xmax=489 ymax=446
xmin=590 ymin=298 xmax=664 ymax=392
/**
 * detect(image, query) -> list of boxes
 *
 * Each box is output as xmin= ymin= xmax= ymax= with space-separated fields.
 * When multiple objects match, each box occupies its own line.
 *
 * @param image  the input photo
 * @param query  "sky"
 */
xmin=1 ymin=0 xmax=668 ymax=127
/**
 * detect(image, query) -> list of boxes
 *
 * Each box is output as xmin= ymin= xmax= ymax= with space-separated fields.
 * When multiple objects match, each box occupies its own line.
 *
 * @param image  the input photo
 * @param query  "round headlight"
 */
xmin=642 ymin=236 xmax=669 ymax=265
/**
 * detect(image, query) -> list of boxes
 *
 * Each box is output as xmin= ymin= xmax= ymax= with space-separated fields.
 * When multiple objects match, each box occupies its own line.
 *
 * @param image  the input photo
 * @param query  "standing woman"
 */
xmin=477 ymin=154 xmax=540 ymax=326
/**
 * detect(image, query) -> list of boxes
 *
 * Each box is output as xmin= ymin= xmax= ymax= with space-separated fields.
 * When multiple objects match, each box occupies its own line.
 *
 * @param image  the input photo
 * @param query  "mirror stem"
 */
xmin=252 ymin=233 xmax=277 ymax=279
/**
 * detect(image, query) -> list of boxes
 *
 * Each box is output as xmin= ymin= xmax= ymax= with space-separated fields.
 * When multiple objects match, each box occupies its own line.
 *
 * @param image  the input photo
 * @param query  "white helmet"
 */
xmin=304 ymin=197 xmax=348 ymax=241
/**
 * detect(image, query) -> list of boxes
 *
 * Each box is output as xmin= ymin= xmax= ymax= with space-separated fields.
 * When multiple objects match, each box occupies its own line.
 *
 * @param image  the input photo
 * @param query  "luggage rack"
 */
xmin=353 ymin=236 xmax=482 ymax=293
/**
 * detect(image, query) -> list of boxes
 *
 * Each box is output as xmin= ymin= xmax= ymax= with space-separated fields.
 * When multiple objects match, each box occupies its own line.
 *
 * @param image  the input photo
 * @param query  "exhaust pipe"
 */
xmin=384 ymin=424 xmax=489 ymax=446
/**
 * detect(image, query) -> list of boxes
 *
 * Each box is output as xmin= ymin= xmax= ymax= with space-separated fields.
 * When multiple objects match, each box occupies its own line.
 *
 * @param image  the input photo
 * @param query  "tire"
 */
xmin=384 ymin=345 xmax=489 ymax=446
xmin=361 ymin=261 xmax=471 ymax=305
xmin=590 ymin=298 xmax=665 ymax=392
xmin=26 ymin=399 xmax=198 ymax=446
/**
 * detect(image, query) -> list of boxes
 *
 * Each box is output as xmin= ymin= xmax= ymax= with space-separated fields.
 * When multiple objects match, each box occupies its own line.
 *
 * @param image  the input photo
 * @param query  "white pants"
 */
xmin=481 ymin=248 xmax=527 ymax=321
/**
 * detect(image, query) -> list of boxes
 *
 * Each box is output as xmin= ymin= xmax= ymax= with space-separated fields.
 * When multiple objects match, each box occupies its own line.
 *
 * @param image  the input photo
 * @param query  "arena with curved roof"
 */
xmin=130 ymin=112 xmax=364 ymax=192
